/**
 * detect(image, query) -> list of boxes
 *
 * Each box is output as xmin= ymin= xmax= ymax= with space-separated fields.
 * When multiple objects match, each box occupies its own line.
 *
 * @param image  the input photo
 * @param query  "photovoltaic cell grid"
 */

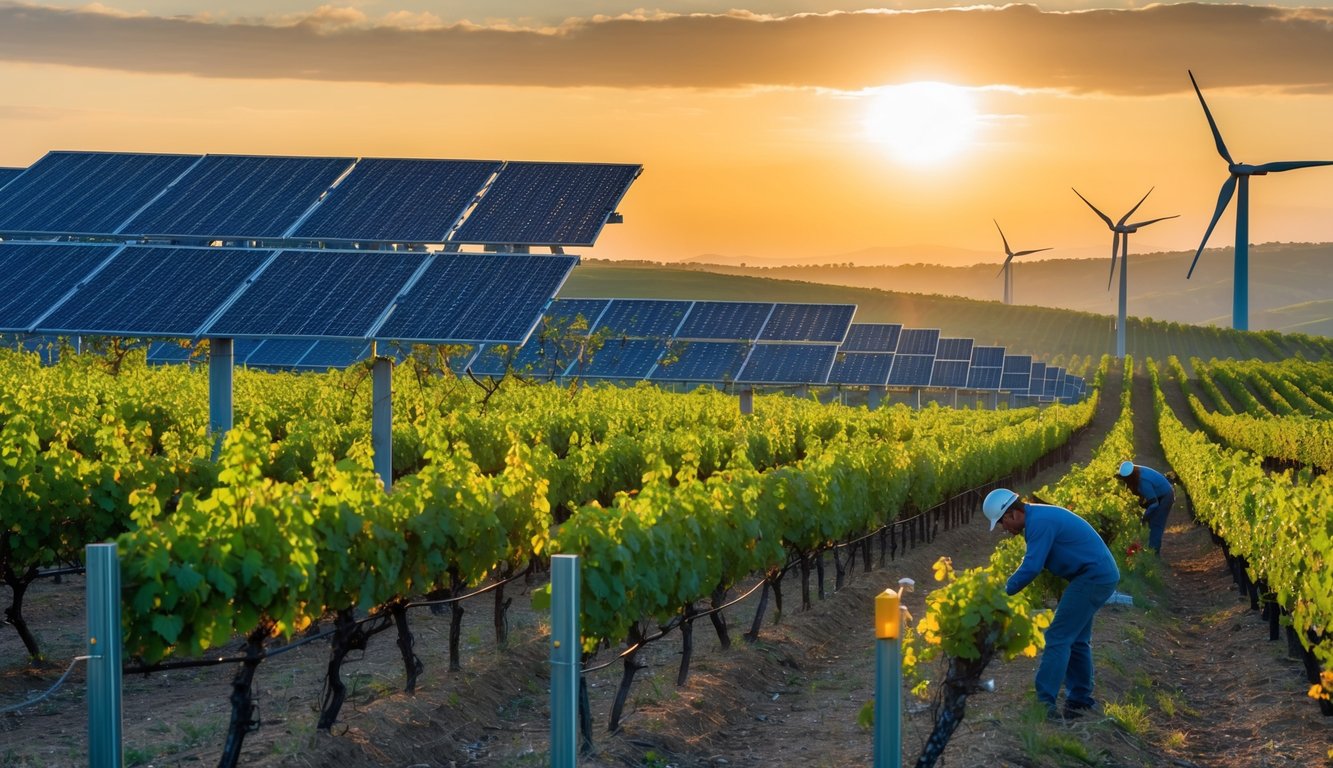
xmin=291 ymin=158 xmax=499 ymax=243
xmin=453 ymin=162 xmax=640 ymax=246
xmin=896 ymin=328 xmax=941 ymax=356
xmin=0 ymin=152 xmax=200 ymax=235
xmin=206 ymin=250 xmax=424 ymax=339
xmin=935 ymin=337 xmax=974 ymax=362
xmin=594 ymin=299 xmax=691 ymax=338
xmin=244 ymin=338 xmax=319 ymax=368
xmin=1028 ymin=362 xmax=1047 ymax=398
xmin=543 ymin=298 xmax=610 ymax=334
xmin=930 ymin=359 xmax=970 ymax=388
xmin=1043 ymin=367 xmax=1065 ymax=399
xmin=0 ymin=167 xmax=23 ymax=190
xmin=737 ymin=344 xmax=836 ymax=384
xmin=37 ymin=246 xmax=271 ymax=337
xmin=470 ymin=339 xmax=577 ymax=380
xmin=124 ymin=155 xmax=354 ymax=239
xmin=146 ymin=340 xmax=195 ymax=365
xmin=675 ymin=301 xmax=773 ymax=341
xmin=971 ymin=346 xmax=1006 ymax=368
xmin=581 ymin=339 xmax=668 ymax=379
xmin=828 ymin=352 xmax=893 ymax=386
xmin=376 ymin=253 xmax=577 ymax=344
xmin=650 ymin=342 xmax=750 ymax=382
xmin=291 ymin=340 xmax=371 ymax=370
xmin=841 ymin=323 xmax=901 ymax=353
xmin=758 ymin=304 xmax=855 ymax=343
xmin=889 ymin=354 xmax=935 ymax=387
xmin=0 ymin=243 xmax=119 ymax=332
xmin=967 ymin=365 xmax=1003 ymax=390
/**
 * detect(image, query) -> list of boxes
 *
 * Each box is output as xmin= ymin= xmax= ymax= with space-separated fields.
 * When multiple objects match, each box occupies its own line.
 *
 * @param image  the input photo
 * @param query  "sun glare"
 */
xmin=863 ymin=82 xmax=978 ymax=167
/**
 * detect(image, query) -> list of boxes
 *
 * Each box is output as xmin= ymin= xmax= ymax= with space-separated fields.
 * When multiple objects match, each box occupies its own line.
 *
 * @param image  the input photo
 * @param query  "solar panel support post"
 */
xmin=738 ymin=386 xmax=754 ymax=416
xmin=208 ymin=338 xmax=233 ymax=459
xmin=87 ymin=542 xmax=123 ymax=768
xmin=372 ymin=355 xmax=393 ymax=491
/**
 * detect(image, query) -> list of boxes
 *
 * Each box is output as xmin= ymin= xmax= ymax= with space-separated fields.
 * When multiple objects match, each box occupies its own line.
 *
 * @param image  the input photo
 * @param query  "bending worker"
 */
xmin=984 ymin=488 xmax=1119 ymax=719
xmin=1115 ymin=460 xmax=1175 ymax=553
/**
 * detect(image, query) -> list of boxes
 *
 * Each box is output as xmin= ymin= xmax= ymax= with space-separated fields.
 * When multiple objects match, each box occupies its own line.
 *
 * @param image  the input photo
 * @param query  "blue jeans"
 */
xmin=1035 ymin=577 xmax=1117 ymax=710
xmin=1144 ymin=494 xmax=1175 ymax=553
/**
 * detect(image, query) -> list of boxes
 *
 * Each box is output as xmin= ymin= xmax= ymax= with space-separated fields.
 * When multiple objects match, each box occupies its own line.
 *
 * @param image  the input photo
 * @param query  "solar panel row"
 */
xmin=146 ymin=338 xmax=372 ymax=371
xmin=0 ymin=242 xmax=576 ymax=345
xmin=0 ymin=151 xmax=640 ymax=247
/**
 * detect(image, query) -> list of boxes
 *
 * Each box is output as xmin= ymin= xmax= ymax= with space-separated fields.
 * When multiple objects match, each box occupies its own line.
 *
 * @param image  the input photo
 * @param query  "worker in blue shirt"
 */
xmin=1116 ymin=460 xmax=1175 ymax=553
xmin=984 ymin=488 xmax=1120 ymax=719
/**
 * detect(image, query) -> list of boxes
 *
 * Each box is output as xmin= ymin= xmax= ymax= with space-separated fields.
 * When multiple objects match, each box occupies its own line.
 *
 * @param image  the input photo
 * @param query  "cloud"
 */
xmin=1 ymin=2 xmax=1332 ymax=94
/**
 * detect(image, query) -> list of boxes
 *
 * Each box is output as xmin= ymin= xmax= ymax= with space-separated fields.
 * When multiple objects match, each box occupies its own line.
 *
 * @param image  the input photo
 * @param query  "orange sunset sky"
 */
xmin=3 ymin=1 xmax=1333 ymax=268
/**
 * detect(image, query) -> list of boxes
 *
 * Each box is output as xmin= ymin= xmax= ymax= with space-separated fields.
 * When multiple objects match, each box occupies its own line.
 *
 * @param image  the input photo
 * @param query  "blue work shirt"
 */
xmin=1133 ymin=465 xmax=1173 ymax=501
xmin=1005 ymin=503 xmax=1120 ymax=596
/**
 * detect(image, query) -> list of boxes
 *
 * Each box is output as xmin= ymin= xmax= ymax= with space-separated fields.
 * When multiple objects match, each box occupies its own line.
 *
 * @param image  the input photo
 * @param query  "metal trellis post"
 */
xmin=87 ymin=543 xmax=123 ymax=768
xmin=550 ymin=554 xmax=581 ymax=768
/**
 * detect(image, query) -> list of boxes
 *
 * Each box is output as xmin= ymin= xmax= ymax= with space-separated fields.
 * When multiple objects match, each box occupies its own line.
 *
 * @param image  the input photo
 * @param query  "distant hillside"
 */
xmin=654 ymin=242 xmax=1333 ymax=336
xmin=560 ymin=261 xmax=1333 ymax=365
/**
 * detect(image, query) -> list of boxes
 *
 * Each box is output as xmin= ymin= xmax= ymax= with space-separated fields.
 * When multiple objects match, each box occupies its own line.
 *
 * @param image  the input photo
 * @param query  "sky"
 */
xmin=4 ymin=1 xmax=1333 ymax=269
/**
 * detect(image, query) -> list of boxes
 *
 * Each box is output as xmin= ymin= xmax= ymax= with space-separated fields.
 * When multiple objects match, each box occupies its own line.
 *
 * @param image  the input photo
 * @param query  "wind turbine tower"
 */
xmin=1187 ymin=70 xmax=1333 ymax=331
xmin=993 ymin=220 xmax=1051 ymax=305
xmin=1073 ymin=188 xmax=1178 ymax=359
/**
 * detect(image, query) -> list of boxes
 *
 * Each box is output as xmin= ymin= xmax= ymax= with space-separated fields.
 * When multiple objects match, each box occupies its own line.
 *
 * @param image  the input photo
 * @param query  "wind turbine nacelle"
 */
xmin=1230 ymin=163 xmax=1266 ymax=176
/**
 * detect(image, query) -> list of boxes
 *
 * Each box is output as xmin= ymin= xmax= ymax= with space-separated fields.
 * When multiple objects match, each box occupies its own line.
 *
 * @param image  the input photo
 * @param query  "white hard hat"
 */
xmin=983 ymin=488 xmax=1019 ymax=531
xmin=1118 ymin=460 xmax=1134 ymax=478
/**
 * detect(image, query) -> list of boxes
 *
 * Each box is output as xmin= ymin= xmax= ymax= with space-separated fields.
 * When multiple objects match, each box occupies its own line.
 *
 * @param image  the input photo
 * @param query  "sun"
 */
xmin=863 ymin=82 xmax=979 ymax=167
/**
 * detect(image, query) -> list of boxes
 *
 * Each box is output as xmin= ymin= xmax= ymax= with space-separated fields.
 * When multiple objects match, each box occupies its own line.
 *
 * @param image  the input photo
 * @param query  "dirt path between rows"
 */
xmin=3 ymin=363 xmax=1328 ymax=767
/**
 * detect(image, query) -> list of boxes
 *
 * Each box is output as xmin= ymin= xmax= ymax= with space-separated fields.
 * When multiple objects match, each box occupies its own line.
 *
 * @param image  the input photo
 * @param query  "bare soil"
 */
xmin=3 ymin=367 xmax=1329 ymax=767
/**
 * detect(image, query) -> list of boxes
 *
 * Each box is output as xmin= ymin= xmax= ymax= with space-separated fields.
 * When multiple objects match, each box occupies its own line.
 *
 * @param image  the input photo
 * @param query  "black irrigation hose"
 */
xmin=122 ymin=625 xmax=341 ymax=675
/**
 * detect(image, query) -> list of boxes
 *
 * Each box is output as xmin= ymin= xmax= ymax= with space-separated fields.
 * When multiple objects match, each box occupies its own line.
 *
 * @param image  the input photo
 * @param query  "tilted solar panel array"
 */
xmin=737 ymin=344 xmax=837 ymax=384
xmin=650 ymin=341 xmax=750 ymax=382
xmin=675 ymin=301 xmax=772 ymax=341
xmin=0 ymin=242 xmax=576 ymax=354
xmin=0 ymin=167 xmax=23 ymax=191
xmin=1001 ymin=355 xmax=1033 ymax=392
xmin=0 ymin=151 xmax=640 ymax=248
xmin=841 ymin=323 xmax=902 ymax=353
xmin=828 ymin=351 xmax=895 ymax=386
xmin=966 ymin=345 xmax=1006 ymax=390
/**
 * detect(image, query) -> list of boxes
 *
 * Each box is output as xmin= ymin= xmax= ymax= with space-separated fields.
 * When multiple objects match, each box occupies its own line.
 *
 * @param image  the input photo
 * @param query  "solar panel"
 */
xmin=466 ymin=343 xmax=512 ymax=377
xmin=930 ymin=359 xmax=970 ymax=388
xmin=737 ymin=343 xmax=836 ymax=384
xmin=453 ymin=162 xmax=640 ymax=246
xmin=1028 ymin=362 xmax=1047 ymax=398
xmin=543 ymin=298 xmax=610 ymax=334
xmin=124 ymin=155 xmax=353 ymax=239
xmin=828 ymin=352 xmax=894 ymax=386
xmin=650 ymin=341 xmax=750 ymax=382
xmin=675 ymin=301 xmax=773 ymax=341
xmin=971 ymin=346 xmax=1006 ymax=368
xmin=375 ymin=253 xmax=577 ymax=344
xmin=293 ymin=339 xmax=370 ymax=370
xmin=146 ymin=340 xmax=196 ymax=365
xmin=0 ymin=151 xmax=200 ymax=235
xmin=967 ymin=365 xmax=1003 ymax=390
xmin=291 ymin=158 xmax=499 ymax=243
xmin=242 ymin=338 xmax=319 ymax=369
xmin=36 ymin=246 xmax=270 ymax=337
xmin=204 ymin=250 xmax=424 ymax=339
xmin=758 ymin=304 xmax=855 ymax=343
xmin=1043 ymin=366 xmax=1065 ymax=398
xmin=4 ymin=334 xmax=64 ymax=365
xmin=935 ymin=337 xmax=974 ymax=362
xmin=896 ymin=328 xmax=941 ymax=356
xmin=444 ymin=345 xmax=480 ymax=375
xmin=580 ymin=338 xmax=667 ymax=379
xmin=1001 ymin=355 xmax=1032 ymax=392
xmin=594 ymin=299 xmax=691 ymax=338
xmin=0 ymin=167 xmax=26 ymax=191
xmin=888 ymin=354 xmax=935 ymax=387
xmin=480 ymin=338 xmax=578 ymax=380
xmin=0 ymin=243 xmax=119 ymax=332
xmin=841 ymin=323 xmax=902 ymax=352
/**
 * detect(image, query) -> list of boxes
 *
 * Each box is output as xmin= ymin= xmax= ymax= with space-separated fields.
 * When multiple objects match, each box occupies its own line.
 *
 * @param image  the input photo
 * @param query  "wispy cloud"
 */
xmin=1 ymin=2 xmax=1332 ymax=93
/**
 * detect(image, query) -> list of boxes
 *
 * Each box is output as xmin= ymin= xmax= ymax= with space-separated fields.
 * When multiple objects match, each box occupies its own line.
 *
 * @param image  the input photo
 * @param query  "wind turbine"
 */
xmin=993 ymin=220 xmax=1051 ymax=305
xmin=1073 ymin=187 xmax=1178 ymax=358
xmin=1187 ymin=70 xmax=1333 ymax=331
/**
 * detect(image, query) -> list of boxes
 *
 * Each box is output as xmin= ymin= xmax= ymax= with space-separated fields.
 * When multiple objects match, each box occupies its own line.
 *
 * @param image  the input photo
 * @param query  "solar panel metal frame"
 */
xmin=452 ymin=161 xmax=641 ymax=247
xmin=840 ymin=323 xmax=902 ymax=353
xmin=828 ymin=351 xmax=894 ymax=386
xmin=888 ymin=353 xmax=935 ymax=387
xmin=757 ymin=303 xmax=855 ymax=343
xmin=895 ymin=328 xmax=941 ymax=356
xmin=735 ymin=343 xmax=837 ymax=385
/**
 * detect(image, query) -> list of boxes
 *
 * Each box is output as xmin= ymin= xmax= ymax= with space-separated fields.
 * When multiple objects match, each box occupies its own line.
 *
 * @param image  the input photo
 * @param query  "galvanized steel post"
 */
xmin=208 ymin=337 xmax=233 ymax=459
xmin=550 ymin=555 xmax=580 ymax=768
xmin=87 ymin=543 xmax=123 ymax=768
xmin=873 ymin=588 xmax=904 ymax=768
xmin=372 ymin=355 xmax=393 ymax=491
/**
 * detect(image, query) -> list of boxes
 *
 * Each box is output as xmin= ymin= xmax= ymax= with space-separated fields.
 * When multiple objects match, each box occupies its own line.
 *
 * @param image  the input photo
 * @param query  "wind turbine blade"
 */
xmin=1255 ymin=160 xmax=1333 ymax=173
xmin=1117 ymin=187 xmax=1154 ymax=228
xmin=997 ymin=253 xmax=1015 ymax=278
xmin=1127 ymin=214 xmax=1180 ymax=229
xmin=994 ymin=219 xmax=1014 ymax=256
xmin=1187 ymin=176 xmax=1237 ymax=278
xmin=1108 ymin=232 xmax=1119 ymax=291
xmin=1072 ymin=188 xmax=1114 ymax=229
xmin=1014 ymin=247 xmax=1053 ymax=258
xmin=1189 ymin=70 xmax=1234 ymax=165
